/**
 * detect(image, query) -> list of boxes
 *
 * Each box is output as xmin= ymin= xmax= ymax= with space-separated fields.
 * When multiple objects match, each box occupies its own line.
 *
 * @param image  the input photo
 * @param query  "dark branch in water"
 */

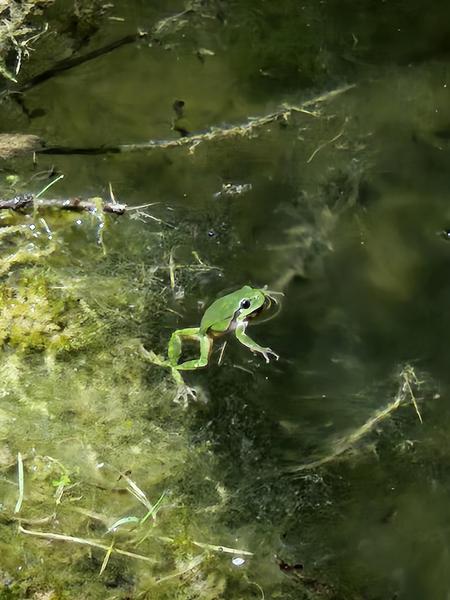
xmin=17 ymin=33 xmax=146 ymax=93
xmin=38 ymin=145 xmax=121 ymax=156
xmin=37 ymin=85 xmax=356 ymax=156
xmin=286 ymin=364 xmax=425 ymax=474
xmin=0 ymin=194 xmax=127 ymax=214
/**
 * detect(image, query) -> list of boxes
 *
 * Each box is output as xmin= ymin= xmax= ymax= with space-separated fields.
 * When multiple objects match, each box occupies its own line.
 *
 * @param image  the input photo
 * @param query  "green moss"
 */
xmin=0 ymin=272 xmax=73 ymax=352
xmin=0 ymin=202 xmax=259 ymax=599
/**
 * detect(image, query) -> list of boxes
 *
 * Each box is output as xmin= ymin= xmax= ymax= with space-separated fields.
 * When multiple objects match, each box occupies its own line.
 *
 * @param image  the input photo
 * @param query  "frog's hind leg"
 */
xmin=169 ymin=328 xmax=213 ymax=370
xmin=168 ymin=327 xmax=201 ymax=366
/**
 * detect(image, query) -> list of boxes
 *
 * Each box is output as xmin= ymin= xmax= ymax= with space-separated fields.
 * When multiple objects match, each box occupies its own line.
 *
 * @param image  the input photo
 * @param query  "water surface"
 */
xmin=1 ymin=1 xmax=450 ymax=598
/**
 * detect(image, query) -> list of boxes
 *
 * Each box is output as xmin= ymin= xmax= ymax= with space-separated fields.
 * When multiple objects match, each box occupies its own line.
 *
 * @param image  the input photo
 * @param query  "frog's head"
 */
xmin=237 ymin=286 xmax=283 ymax=321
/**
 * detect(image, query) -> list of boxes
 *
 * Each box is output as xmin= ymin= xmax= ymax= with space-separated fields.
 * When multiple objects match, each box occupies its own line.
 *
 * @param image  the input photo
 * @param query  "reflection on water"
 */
xmin=2 ymin=0 xmax=450 ymax=598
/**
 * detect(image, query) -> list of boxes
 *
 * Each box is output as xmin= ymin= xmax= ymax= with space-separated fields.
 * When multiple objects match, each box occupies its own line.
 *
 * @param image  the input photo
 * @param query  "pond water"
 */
xmin=2 ymin=0 xmax=450 ymax=598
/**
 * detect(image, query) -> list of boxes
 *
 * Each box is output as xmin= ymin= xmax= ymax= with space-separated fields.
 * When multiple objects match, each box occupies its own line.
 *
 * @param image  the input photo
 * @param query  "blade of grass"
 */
xmin=19 ymin=525 xmax=156 ymax=564
xmin=169 ymin=250 xmax=176 ymax=291
xmin=135 ymin=491 xmax=167 ymax=546
xmin=120 ymin=472 xmax=153 ymax=511
xmin=99 ymin=540 xmax=115 ymax=575
xmin=140 ymin=490 xmax=166 ymax=525
xmin=14 ymin=452 xmax=24 ymax=514
xmin=34 ymin=174 xmax=64 ymax=199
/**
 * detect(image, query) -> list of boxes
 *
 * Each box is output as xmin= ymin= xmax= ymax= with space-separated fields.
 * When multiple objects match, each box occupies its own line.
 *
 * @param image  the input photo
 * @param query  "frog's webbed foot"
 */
xmin=169 ymin=367 xmax=197 ymax=405
xmin=174 ymin=382 xmax=198 ymax=406
xmin=260 ymin=347 xmax=280 ymax=363
xmin=140 ymin=345 xmax=199 ymax=404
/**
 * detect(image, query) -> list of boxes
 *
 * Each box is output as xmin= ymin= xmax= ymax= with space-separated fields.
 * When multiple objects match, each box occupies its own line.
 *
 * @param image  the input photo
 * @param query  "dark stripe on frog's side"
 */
xmin=207 ymin=303 xmax=266 ymax=337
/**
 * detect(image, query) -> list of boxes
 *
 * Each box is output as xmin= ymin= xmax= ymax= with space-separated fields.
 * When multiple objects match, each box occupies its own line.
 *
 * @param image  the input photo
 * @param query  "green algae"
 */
xmin=0 ymin=206 xmax=271 ymax=599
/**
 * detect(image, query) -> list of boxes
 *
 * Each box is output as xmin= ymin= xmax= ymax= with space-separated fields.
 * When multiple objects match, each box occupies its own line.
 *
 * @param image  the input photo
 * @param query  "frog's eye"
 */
xmin=240 ymin=299 xmax=251 ymax=310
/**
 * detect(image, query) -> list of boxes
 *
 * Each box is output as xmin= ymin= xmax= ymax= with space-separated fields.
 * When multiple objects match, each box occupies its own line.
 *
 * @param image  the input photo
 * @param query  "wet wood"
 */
xmin=0 ymin=194 xmax=127 ymax=214
xmin=37 ymin=85 xmax=356 ymax=156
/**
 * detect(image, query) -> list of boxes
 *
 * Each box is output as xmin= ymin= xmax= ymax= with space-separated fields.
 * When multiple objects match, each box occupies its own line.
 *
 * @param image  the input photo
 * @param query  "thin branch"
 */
xmin=36 ymin=84 xmax=356 ymax=157
xmin=15 ymin=33 xmax=146 ymax=94
xmin=0 ymin=194 xmax=127 ymax=214
xmin=287 ymin=365 xmax=426 ymax=473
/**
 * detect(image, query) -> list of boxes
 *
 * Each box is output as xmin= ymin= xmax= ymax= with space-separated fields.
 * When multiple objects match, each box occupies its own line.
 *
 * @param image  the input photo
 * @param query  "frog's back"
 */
xmin=200 ymin=286 xmax=253 ymax=334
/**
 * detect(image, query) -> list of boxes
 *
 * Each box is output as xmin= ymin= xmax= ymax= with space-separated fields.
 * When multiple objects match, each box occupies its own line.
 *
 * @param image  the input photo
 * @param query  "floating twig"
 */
xmin=0 ymin=194 xmax=177 ymax=228
xmin=0 ymin=194 xmax=126 ymax=215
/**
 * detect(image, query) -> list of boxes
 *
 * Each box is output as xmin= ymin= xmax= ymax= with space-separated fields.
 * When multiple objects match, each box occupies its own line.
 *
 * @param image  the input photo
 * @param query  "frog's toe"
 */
xmin=174 ymin=383 xmax=197 ymax=406
xmin=262 ymin=348 xmax=279 ymax=363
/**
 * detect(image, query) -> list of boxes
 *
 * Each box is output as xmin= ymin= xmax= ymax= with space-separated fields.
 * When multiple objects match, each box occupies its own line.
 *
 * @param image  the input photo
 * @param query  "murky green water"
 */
xmin=2 ymin=0 xmax=450 ymax=598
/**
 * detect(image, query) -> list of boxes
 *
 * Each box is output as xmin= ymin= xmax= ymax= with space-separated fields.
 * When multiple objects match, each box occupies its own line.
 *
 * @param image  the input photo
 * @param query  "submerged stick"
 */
xmin=37 ymin=84 xmax=356 ymax=156
xmin=288 ymin=364 xmax=425 ymax=473
xmin=16 ymin=33 xmax=146 ymax=94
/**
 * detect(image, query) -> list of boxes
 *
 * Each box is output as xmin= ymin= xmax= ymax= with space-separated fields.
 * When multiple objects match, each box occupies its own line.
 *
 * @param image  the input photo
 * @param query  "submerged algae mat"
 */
xmin=0 ymin=211 xmax=261 ymax=599
xmin=0 ymin=206 xmax=337 ymax=600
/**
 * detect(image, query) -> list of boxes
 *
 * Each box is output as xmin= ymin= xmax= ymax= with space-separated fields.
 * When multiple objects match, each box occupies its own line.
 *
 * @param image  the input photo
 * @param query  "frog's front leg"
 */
xmin=235 ymin=322 xmax=279 ymax=363
xmin=168 ymin=328 xmax=213 ymax=370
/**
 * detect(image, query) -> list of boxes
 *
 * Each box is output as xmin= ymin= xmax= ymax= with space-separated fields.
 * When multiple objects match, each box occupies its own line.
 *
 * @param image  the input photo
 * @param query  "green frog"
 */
xmin=142 ymin=285 xmax=281 ymax=400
